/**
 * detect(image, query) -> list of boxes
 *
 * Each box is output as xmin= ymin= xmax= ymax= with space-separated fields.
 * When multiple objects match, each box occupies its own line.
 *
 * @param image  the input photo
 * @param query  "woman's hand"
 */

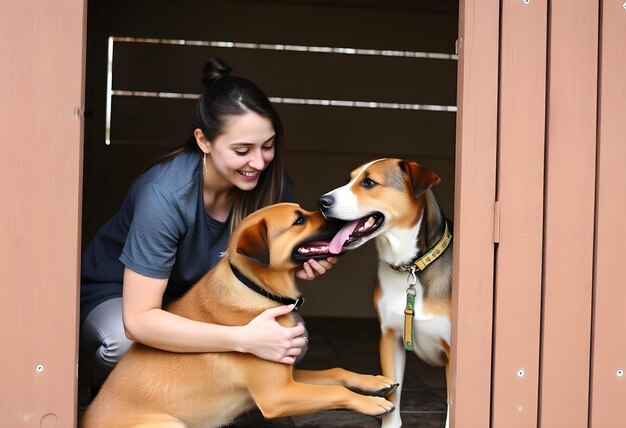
xmin=295 ymin=256 xmax=338 ymax=281
xmin=240 ymin=305 xmax=308 ymax=364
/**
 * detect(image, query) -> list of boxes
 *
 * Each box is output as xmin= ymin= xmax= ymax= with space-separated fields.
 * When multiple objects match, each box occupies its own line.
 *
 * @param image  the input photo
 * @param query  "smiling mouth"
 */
xmin=327 ymin=212 xmax=384 ymax=254
xmin=239 ymin=170 xmax=259 ymax=178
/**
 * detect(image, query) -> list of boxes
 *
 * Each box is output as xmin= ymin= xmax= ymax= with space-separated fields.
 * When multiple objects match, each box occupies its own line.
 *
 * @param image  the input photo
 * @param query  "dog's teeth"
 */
xmin=299 ymin=245 xmax=329 ymax=255
xmin=365 ymin=216 xmax=375 ymax=229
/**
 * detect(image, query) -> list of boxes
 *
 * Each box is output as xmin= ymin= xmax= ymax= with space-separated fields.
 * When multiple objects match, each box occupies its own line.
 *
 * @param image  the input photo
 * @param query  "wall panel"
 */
xmin=539 ymin=0 xmax=599 ymax=426
xmin=589 ymin=1 xmax=626 ymax=426
xmin=450 ymin=0 xmax=500 ymax=425
xmin=492 ymin=1 xmax=547 ymax=425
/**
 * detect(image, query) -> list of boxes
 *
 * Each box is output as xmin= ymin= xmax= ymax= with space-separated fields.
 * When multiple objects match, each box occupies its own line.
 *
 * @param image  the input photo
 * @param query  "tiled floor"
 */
xmin=232 ymin=317 xmax=447 ymax=428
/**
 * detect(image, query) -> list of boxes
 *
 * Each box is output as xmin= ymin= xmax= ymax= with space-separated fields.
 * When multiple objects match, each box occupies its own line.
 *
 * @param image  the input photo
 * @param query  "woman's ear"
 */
xmin=194 ymin=128 xmax=210 ymax=154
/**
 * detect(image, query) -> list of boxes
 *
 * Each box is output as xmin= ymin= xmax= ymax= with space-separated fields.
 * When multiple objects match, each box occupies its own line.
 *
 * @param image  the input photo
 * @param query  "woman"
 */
xmin=79 ymin=58 xmax=336 ymax=403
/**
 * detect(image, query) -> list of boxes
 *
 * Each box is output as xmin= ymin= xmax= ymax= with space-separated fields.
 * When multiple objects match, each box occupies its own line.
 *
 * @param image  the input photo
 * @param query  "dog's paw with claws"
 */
xmin=352 ymin=395 xmax=396 ymax=417
xmin=347 ymin=375 xmax=399 ymax=397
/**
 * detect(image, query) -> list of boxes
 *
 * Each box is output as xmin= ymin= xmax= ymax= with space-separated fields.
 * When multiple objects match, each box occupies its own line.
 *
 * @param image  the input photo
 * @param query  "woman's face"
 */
xmin=205 ymin=112 xmax=276 ymax=191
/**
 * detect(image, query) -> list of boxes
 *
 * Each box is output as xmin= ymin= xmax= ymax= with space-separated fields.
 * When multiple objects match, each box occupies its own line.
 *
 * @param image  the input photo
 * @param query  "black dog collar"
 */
xmin=229 ymin=263 xmax=305 ymax=310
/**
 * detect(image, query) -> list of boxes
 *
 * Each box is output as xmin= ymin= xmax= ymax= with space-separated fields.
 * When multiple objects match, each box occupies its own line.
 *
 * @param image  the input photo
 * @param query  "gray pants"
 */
xmin=78 ymin=298 xmax=132 ymax=406
xmin=78 ymin=297 xmax=308 ymax=406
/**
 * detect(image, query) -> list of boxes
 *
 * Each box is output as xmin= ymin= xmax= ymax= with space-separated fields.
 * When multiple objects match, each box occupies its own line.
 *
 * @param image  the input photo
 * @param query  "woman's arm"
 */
xmin=122 ymin=267 xmax=307 ymax=364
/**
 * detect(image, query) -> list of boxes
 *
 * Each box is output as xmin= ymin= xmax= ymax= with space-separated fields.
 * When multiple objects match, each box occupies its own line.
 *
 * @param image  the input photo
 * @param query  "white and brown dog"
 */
xmin=319 ymin=158 xmax=452 ymax=428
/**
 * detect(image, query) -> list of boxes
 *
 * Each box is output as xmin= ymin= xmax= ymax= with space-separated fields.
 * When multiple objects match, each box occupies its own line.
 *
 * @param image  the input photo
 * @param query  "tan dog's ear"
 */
xmin=400 ymin=160 xmax=441 ymax=198
xmin=236 ymin=219 xmax=270 ymax=267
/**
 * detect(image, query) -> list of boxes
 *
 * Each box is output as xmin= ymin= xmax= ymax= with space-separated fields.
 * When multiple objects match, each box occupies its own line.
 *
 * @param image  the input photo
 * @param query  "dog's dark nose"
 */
xmin=318 ymin=195 xmax=335 ymax=210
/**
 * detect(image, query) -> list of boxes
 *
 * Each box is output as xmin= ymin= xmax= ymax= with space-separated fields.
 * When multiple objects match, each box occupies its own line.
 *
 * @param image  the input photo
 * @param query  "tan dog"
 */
xmin=81 ymin=203 xmax=398 ymax=428
xmin=319 ymin=159 xmax=452 ymax=428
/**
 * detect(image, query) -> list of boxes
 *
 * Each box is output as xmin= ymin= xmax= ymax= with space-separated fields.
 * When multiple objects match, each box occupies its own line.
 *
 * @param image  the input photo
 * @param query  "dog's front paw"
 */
xmin=375 ymin=378 xmax=399 ymax=397
xmin=347 ymin=375 xmax=399 ymax=397
xmin=351 ymin=395 xmax=396 ymax=417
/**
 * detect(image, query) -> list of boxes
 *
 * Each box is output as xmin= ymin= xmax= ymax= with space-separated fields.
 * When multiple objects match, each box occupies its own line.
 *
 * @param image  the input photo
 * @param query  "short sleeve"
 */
xmin=119 ymin=182 xmax=186 ymax=279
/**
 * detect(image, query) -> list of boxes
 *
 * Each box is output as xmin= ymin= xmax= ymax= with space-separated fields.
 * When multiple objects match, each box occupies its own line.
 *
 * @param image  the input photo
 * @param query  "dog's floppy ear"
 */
xmin=236 ymin=219 xmax=270 ymax=267
xmin=399 ymin=160 xmax=441 ymax=198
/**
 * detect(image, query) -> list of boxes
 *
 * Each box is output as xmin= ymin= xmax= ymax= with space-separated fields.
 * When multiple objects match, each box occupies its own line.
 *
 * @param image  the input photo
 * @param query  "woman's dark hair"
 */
xmin=156 ymin=58 xmax=285 ymax=230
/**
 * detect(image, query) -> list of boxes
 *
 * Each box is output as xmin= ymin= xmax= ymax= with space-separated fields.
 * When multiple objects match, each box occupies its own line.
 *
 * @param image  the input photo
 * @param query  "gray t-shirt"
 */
xmin=80 ymin=152 xmax=229 ymax=321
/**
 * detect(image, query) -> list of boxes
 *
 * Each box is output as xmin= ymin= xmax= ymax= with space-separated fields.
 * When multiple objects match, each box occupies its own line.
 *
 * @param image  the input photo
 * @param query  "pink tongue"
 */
xmin=329 ymin=220 xmax=359 ymax=254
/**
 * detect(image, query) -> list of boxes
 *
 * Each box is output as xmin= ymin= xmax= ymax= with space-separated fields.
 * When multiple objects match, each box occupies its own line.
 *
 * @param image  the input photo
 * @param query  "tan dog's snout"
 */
xmin=230 ymin=203 xmax=345 ymax=270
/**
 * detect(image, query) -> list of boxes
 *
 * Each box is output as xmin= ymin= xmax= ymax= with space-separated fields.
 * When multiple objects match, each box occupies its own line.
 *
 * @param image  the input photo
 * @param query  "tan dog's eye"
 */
xmin=361 ymin=177 xmax=378 ymax=189
xmin=293 ymin=215 xmax=305 ymax=226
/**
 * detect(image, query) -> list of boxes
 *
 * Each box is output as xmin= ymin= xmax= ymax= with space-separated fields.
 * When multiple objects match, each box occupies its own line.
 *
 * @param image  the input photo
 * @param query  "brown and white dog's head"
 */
xmin=319 ymin=158 xmax=440 ymax=254
xmin=229 ymin=203 xmax=345 ymax=271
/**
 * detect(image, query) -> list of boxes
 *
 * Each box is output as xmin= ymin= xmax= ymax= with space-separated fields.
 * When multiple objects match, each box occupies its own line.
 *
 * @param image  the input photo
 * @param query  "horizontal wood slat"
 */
xmin=109 ymin=96 xmax=456 ymax=157
xmin=112 ymin=42 xmax=457 ymax=106
xmin=109 ymin=0 xmax=458 ymax=54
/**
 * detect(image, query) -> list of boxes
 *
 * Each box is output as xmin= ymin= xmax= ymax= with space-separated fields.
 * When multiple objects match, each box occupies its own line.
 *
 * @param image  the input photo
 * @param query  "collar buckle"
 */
xmin=293 ymin=297 xmax=305 ymax=311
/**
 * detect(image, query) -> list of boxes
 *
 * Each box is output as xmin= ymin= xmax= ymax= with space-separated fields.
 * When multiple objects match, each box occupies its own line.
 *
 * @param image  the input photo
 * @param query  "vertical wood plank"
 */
xmin=0 ymin=0 xmax=86 ymax=426
xmin=450 ymin=0 xmax=499 ymax=426
xmin=492 ymin=1 xmax=547 ymax=426
xmin=589 ymin=1 xmax=626 ymax=426
xmin=539 ymin=0 xmax=599 ymax=426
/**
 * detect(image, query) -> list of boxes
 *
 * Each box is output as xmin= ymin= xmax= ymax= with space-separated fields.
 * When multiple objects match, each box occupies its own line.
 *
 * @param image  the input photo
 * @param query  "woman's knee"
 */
xmin=82 ymin=297 xmax=133 ymax=367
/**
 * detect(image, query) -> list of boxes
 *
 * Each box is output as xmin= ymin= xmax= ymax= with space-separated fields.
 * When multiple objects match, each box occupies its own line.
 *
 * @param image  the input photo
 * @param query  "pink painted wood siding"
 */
xmin=589 ymin=1 xmax=626 ymax=426
xmin=453 ymin=0 xmax=624 ymax=426
xmin=492 ymin=0 xmax=547 ymax=425
xmin=539 ymin=0 xmax=599 ymax=426
xmin=0 ymin=0 xmax=86 ymax=426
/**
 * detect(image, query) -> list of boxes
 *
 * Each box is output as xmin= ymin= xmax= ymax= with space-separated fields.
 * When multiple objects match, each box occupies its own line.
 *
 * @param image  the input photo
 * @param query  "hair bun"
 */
xmin=201 ymin=58 xmax=232 ymax=87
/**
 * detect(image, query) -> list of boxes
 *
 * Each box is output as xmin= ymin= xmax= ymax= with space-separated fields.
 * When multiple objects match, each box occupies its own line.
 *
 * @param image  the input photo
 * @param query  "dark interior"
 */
xmin=82 ymin=0 xmax=458 ymax=424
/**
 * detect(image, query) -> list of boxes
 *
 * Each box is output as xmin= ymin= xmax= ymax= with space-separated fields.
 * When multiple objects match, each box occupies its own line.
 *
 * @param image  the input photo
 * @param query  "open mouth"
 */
xmin=293 ymin=241 xmax=333 ymax=261
xmin=327 ymin=212 xmax=384 ymax=254
xmin=292 ymin=220 xmax=348 ymax=262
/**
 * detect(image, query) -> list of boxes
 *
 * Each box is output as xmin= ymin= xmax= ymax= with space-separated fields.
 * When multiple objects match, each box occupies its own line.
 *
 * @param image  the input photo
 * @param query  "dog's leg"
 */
xmin=244 ymin=363 xmax=395 ymax=419
xmin=380 ymin=328 xmax=405 ymax=428
xmin=442 ymin=340 xmax=451 ymax=428
xmin=251 ymin=381 xmax=395 ymax=419
xmin=293 ymin=368 xmax=398 ymax=397
xmin=445 ymin=362 xmax=450 ymax=428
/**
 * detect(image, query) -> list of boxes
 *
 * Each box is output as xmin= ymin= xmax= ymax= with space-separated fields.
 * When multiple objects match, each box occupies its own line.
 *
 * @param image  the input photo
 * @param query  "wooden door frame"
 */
xmin=0 ymin=0 xmax=87 ymax=426
xmin=449 ymin=0 xmax=500 ymax=426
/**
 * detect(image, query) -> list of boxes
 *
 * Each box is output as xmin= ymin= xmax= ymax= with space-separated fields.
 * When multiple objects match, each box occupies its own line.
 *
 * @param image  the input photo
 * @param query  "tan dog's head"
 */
xmin=229 ymin=203 xmax=346 ymax=270
xmin=319 ymin=158 xmax=440 ymax=254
